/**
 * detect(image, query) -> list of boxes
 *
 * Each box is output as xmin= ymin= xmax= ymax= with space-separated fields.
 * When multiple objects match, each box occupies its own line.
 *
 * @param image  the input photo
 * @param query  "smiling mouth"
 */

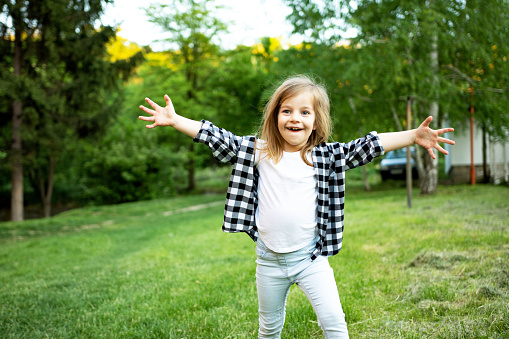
xmin=287 ymin=127 xmax=302 ymax=131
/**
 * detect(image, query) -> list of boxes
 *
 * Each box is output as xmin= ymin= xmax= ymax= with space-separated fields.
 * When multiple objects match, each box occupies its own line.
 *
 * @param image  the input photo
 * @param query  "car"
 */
xmin=380 ymin=147 xmax=418 ymax=181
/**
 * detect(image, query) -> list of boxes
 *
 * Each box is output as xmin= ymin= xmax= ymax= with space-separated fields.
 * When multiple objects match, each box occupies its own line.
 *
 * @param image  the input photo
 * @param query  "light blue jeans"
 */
xmin=255 ymin=237 xmax=349 ymax=339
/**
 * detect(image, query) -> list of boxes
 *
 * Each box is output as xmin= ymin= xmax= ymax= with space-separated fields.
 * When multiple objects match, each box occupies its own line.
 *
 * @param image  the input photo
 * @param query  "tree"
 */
xmin=349 ymin=0 xmax=509 ymax=191
xmin=77 ymin=51 xmax=191 ymax=205
xmin=77 ymin=36 xmax=273 ymax=205
xmin=204 ymin=45 xmax=266 ymax=136
xmin=0 ymin=0 xmax=143 ymax=219
xmin=145 ymin=0 xmax=227 ymax=191
xmin=1 ymin=0 xmax=27 ymax=221
xmin=350 ymin=0 xmax=446 ymax=193
xmin=284 ymin=0 xmax=509 ymax=193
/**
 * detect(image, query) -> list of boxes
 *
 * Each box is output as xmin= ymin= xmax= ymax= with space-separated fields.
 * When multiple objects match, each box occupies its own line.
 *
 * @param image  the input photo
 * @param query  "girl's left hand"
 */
xmin=415 ymin=116 xmax=455 ymax=159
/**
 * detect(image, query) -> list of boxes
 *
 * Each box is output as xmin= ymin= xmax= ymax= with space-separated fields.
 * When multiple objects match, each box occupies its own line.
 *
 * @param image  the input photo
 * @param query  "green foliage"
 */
xmin=204 ymin=46 xmax=267 ymax=135
xmin=284 ymin=0 xmax=347 ymax=43
xmin=0 ymin=0 xmax=144 ymax=216
xmin=285 ymin=0 xmax=509 ymax=139
xmin=0 ymin=185 xmax=507 ymax=337
xmin=79 ymin=140 xmax=187 ymax=205
xmin=142 ymin=0 xmax=231 ymax=192
xmin=2 ymin=0 xmax=509 ymax=213
xmin=79 ymin=7 xmax=270 ymax=205
xmin=283 ymin=0 xmax=509 ymax=195
xmin=74 ymin=59 xmax=181 ymax=204
xmin=75 ymin=46 xmax=249 ymax=205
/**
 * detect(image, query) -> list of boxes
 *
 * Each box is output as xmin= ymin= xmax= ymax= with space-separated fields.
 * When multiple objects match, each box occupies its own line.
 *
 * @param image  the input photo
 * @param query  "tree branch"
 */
xmin=486 ymin=87 xmax=505 ymax=93
xmin=442 ymin=64 xmax=475 ymax=85
xmin=442 ymin=67 xmax=505 ymax=93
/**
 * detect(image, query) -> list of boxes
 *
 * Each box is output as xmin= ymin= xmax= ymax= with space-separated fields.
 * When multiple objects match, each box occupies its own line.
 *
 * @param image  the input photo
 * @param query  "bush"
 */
xmin=79 ymin=141 xmax=188 ymax=205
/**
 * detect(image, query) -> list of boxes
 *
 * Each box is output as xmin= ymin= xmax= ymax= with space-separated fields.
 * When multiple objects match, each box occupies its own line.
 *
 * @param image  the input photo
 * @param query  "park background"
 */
xmin=1 ymin=0 xmax=508 ymax=338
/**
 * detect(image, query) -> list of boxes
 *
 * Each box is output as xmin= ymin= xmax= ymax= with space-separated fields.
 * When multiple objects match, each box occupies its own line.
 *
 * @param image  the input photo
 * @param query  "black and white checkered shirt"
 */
xmin=194 ymin=120 xmax=384 ymax=260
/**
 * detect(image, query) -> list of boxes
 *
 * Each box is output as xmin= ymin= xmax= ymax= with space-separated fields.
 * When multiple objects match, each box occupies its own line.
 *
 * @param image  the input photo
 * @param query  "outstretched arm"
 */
xmin=138 ymin=95 xmax=202 ymax=138
xmin=378 ymin=116 xmax=455 ymax=159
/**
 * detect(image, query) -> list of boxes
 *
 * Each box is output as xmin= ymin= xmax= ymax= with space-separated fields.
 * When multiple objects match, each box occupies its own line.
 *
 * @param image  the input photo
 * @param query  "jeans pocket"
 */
xmin=255 ymin=244 xmax=266 ymax=258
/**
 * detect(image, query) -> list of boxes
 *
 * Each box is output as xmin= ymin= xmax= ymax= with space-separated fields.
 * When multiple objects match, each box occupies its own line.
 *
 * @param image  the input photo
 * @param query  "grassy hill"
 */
xmin=1 ymin=185 xmax=508 ymax=338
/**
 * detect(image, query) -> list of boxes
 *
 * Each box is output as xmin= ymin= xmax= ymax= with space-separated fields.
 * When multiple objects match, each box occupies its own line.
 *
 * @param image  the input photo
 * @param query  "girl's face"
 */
xmin=277 ymin=91 xmax=316 ymax=152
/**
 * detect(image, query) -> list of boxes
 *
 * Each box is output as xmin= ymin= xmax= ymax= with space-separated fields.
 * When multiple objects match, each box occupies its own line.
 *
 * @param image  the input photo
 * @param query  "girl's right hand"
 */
xmin=138 ymin=95 xmax=176 ymax=128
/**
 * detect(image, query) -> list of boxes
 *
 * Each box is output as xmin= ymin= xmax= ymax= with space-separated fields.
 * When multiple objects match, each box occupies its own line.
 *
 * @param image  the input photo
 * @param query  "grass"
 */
xmin=0 ymin=183 xmax=508 ymax=338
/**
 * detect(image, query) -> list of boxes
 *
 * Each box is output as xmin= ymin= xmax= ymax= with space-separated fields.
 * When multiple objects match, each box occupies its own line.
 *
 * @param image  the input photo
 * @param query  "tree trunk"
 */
xmin=361 ymin=165 xmax=370 ymax=191
xmin=390 ymin=103 xmax=404 ymax=131
xmin=11 ymin=101 xmax=23 ymax=221
xmin=482 ymin=125 xmax=489 ymax=183
xmin=489 ymin=138 xmax=496 ymax=184
xmin=40 ymin=154 xmax=55 ymax=218
xmin=420 ymin=31 xmax=439 ymax=195
xmin=419 ymin=150 xmax=438 ymax=194
xmin=11 ymin=5 xmax=24 ymax=221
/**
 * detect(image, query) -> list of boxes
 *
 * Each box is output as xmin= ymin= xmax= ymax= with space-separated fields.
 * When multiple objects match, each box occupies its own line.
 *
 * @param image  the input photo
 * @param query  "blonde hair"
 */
xmin=257 ymin=75 xmax=332 ymax=166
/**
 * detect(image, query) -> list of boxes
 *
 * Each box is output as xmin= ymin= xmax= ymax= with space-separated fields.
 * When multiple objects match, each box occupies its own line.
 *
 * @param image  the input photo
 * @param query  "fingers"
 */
xmin=138 ymin=115 xmax=157 ymax=128
xmin=164 ymin=94 xmax=172 ymax=107
xmin=436 ymin=127 xmax=454 ymax=135
xmin=427 ymin=148 xmax=436 ymax=159
xmin=425 ymin=140 xmax=450 ymax=159
xmin=437 ymin=136 xmax=455 ymax=145
xmin=138 ymin=115 xmax=155 ymax=122
xmin=435 ymin=144 xmax=448 ymax=155
xmin=421 ymin=116 xmax=433 ymax=128
xmin=139 ymin=104 xmax=155 ymax=115
xmin=144 ymin=97 xmax=161 ymax=110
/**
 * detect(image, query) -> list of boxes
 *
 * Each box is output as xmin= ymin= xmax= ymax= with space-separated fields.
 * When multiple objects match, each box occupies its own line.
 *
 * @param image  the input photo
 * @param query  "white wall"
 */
xmin=446 ymin=119 xmax=509 ymax=183
xmin=449 ymin=124 xmax=485 ymax=166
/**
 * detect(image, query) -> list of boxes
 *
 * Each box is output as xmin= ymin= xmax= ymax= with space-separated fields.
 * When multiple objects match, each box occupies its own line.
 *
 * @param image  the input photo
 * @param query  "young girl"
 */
xmin=138 ymin=75 xmax=454 ymax=338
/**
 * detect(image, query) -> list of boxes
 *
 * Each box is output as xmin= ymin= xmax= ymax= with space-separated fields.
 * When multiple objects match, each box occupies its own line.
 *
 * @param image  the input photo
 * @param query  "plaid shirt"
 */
xmin=194 ymin=120 xmax=384 ymax=260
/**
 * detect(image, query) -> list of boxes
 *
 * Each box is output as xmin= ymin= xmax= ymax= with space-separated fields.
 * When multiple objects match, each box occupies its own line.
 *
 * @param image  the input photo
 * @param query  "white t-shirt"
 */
xmin=255 ymin=148 xmax=318 ymax=253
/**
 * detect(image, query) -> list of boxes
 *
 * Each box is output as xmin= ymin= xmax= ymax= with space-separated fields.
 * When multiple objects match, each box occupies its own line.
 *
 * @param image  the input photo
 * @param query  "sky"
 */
xmin=101 ymin=0 xmax=302 ymax=51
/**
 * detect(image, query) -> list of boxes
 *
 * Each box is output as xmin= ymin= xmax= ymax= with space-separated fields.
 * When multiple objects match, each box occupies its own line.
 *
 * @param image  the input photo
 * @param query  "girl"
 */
xmin=138 ymin=75 xmax=454 ymax=338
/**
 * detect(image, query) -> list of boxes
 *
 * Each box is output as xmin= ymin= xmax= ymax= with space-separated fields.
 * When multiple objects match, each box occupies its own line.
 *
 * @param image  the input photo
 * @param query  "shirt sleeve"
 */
xmin=333 ymin=132 xmax=385 ymax=170
xmin=193 ymin=120 xmax=245 ymax=165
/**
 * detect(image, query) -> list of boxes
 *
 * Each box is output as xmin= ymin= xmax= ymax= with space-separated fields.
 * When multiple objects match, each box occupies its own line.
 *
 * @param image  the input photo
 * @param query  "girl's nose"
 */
xmin=289 ymin=111 xmax=301 ymax=122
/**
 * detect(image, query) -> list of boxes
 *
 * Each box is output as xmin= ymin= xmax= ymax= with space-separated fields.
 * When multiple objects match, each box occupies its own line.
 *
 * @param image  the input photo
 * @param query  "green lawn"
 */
xmin=1 ymin=185 xmax=508 ymax=338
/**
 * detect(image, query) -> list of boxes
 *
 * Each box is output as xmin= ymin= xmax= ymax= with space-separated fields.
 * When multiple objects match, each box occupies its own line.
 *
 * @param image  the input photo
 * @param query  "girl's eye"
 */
xmin=282 ymin=109 xmax=290 ymax=114
xmin=302 ymin=111 xmax=310 ymax=115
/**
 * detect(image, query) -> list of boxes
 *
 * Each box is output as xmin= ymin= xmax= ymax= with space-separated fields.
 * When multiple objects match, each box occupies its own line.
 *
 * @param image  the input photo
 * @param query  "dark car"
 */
xmin=380 ymin=147 xmax=418 ymax=181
